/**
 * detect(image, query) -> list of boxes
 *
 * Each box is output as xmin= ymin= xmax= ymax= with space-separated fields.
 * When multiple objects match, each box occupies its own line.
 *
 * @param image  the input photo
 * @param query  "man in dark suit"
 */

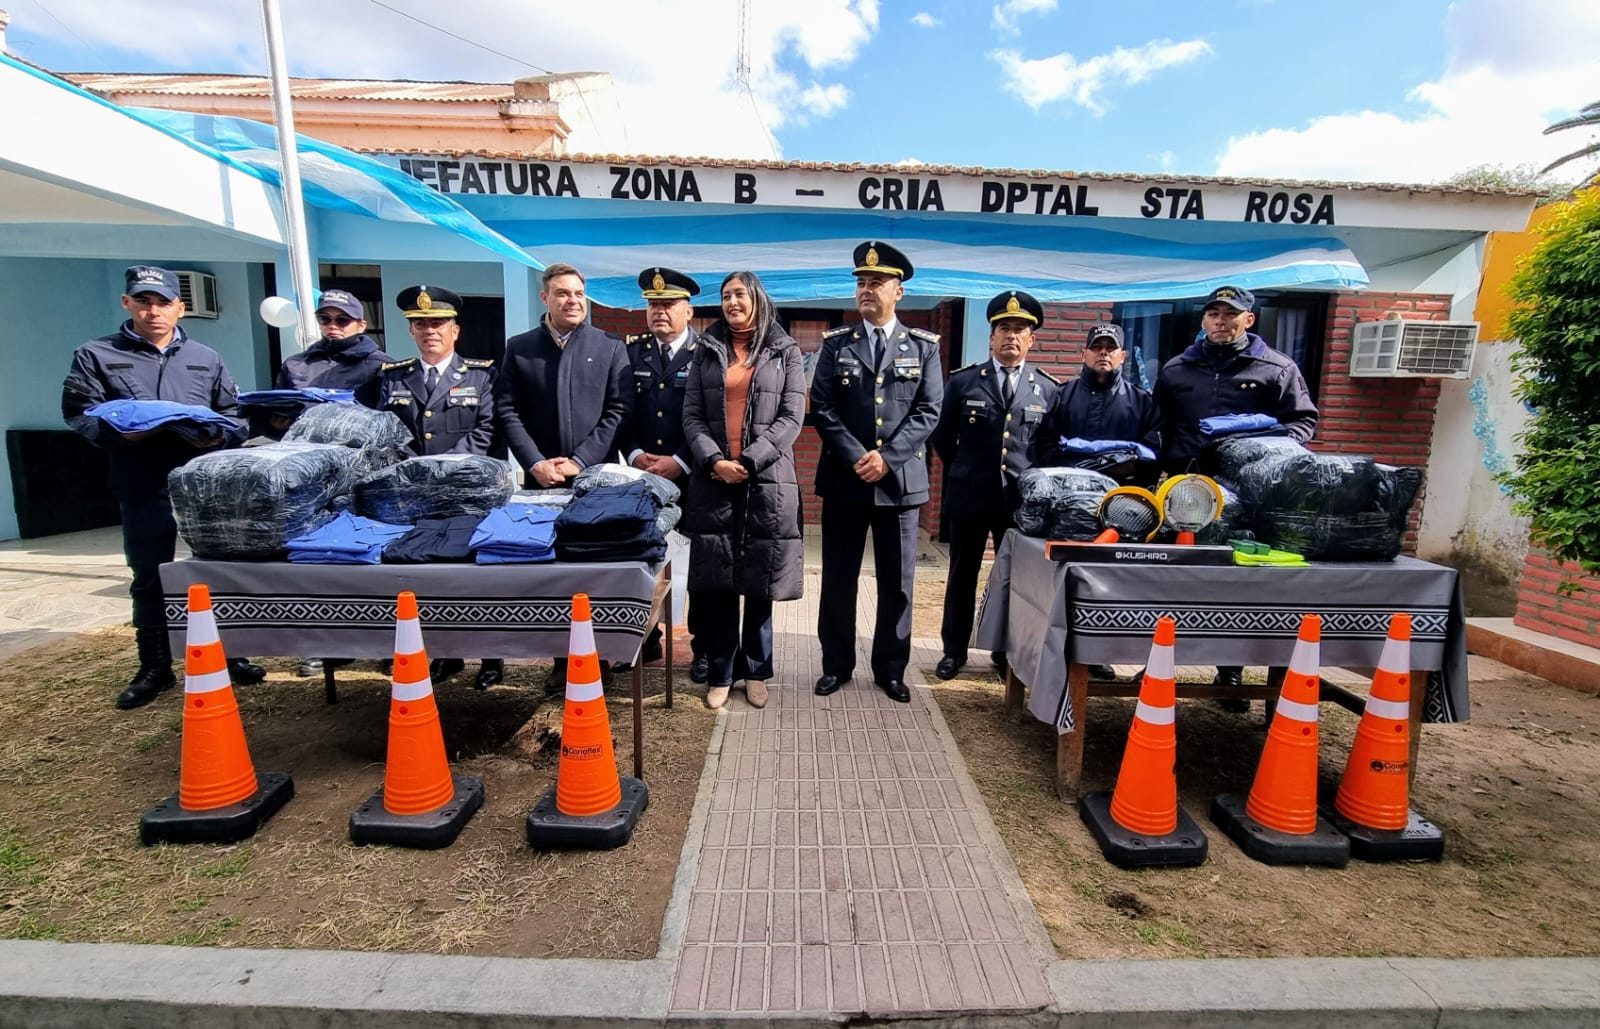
xmin=810 ymin=241 xmax=944 ymax=704
xmin=933 ymin=291 xmax=1059 ymax=681
xmin=617 ymin=267 xmax=706 ymax=679
xmin=377 ymin=284 xmax=505 ymax=689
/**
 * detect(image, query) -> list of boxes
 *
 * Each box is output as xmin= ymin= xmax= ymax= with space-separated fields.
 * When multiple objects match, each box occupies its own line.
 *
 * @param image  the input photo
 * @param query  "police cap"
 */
xmin=1086 ymin=323 xmax=1124 ymax=348
xmin=1204 ymin=285 xmax=1256 ymax=312
xmin=316 ymin=288 xmax=365 ymax=320
xmin=986 ymin=290 xmax=1043 ymax=328
xmin=852 ymin=240 xmax=913 ymax=281
xmin=124 ymin=265 xmax=181 ymax=301
xmin=396 ymin=284 xmax=463 ymax=319
xmin=638 ymin=267 xmax=700 ymax=301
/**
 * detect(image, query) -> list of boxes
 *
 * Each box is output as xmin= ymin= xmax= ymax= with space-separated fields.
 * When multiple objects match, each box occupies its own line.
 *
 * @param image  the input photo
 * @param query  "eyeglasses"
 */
xmin=316 ymin=314 xmax=356 ymax=327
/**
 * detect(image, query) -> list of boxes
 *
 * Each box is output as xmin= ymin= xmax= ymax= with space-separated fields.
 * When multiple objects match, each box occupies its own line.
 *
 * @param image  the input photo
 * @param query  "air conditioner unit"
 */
xmin=1350 ymin=319 xmax=1477 ymax=379
xmin=174 ymin=270 xmax=221 ymax=319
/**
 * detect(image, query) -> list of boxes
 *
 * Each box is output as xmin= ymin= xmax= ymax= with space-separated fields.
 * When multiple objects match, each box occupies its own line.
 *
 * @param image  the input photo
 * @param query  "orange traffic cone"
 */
xmin=1079 ymin=616 xmax=1208 ymax=868
xmin=1211 ymin=614 xmax=1349 ymax=866
xmin=349 ymin=592 xmax=483 ymax=848
xmin=528 ymin=593 xmax=649 ymax=849
xmin=1325 ymin=614 xmax=1445 ymax=861
xmin=140 ymin=584 xmax=293 ymax=845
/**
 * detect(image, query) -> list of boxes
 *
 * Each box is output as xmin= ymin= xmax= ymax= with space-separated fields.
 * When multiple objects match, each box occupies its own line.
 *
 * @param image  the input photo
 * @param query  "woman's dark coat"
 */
xmin=681 ymin=321 xmax=806 ymax=601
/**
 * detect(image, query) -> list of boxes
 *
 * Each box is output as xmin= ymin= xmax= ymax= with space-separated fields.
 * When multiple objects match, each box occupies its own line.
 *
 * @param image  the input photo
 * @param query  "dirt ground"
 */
xmin=0 ymin=628 xmax=714 ymax=957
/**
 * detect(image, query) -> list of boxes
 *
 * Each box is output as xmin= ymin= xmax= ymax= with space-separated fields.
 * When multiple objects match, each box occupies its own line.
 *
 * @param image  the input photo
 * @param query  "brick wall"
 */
xmin=1514 ymin=550 xmax=1600 ymax=645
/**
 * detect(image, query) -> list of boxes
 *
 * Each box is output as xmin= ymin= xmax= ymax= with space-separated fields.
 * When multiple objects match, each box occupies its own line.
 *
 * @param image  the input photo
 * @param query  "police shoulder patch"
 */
xmin=822 ymin=325 xmax=852 ymax=340
xmin=908 ymin=327 xmax=941 ymax=344
xmin=381 ymin=358 xmax=416 ymax=372
xmin=462 ymin=357 xmax=494 ymax=368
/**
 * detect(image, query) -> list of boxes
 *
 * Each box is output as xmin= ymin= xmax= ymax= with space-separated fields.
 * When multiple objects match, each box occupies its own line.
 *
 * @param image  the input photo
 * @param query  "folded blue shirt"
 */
xmin=85 ymin=398 xmax=244 ymax=446
xmin=285 ymin=511 xmax=412 ymax=564
xmin=1200 ymin=413 xmax=1283 ymax=437
xmin=471 ymin=504 xmax=559 ymax=564
xmin=237 ymin=388 xmax=357 ymax=411
xmin=1061 ymin=437 xmax=1157 ymax=462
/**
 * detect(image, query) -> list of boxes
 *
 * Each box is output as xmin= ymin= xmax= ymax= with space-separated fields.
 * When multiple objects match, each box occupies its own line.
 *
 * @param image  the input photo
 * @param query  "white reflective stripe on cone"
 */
xmin=391 ymin=678 xmax=434 ymax=702
xmin=185 ymin=666 xmax=232 ymax=694
xmin=394 ymin=617 xmax=424 ymax=655
xmin=1275 ymin=696 xmax=1320 ymax=723
xmin=1288 ymin=639 xmax=1320 ymax=677
xmin=1364 ymin=695 xmax=1409 ymax=721
xmin=1134 ymin=701 xmax=1175 ymax=725
xmin=567 ymin=679 xmax=604 ymax=702
xmin=1376 ymin=634 xmax=1410 ymax=674
xmin=568 ymin=619 xmax=596 ymax=656
xmin=187 ymin=607 xmax=220 ymax=644
xmin=1145 ymin=644 xmax=1175 ymax=682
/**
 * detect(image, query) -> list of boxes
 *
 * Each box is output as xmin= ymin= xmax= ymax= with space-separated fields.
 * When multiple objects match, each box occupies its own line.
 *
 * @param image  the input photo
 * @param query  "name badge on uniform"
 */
xmin=675 ymin=368 xmax=690 ymax=382
xmin=633 ymin=369 xmax=654 ymax=381
xmin=964 ymin=399 xmax=988 ymax=409
xmin=388 ymin=389 xmax=413 ymax=406
xmin=1025 ymin=403 xmax=1045 ymax=414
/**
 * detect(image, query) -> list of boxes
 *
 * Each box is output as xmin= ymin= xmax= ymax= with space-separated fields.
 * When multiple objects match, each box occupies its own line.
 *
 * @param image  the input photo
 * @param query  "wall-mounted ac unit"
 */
xmin=1350 ymin=319 xmax=1477 ymax=379
xmin=175 ymin=270 xmax=221 ymax=319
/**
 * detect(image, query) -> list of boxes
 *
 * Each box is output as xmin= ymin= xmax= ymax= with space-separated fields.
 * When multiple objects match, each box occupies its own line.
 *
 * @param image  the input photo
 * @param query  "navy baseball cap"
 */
xmin=1086 ymin=323 xmax=1124 ymax=348
xmin=316 ymin=289 xmax=366 ymax=320
xmin=1204 ymin=285 xmax=1256 ymax=312
xmin=124 ymin=265 xmax=181 ymax=301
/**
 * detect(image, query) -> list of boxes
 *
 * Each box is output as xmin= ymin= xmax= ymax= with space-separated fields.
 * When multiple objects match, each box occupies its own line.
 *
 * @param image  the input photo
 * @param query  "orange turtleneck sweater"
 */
xmin=725 ymin=328 xmax=754 ymax=460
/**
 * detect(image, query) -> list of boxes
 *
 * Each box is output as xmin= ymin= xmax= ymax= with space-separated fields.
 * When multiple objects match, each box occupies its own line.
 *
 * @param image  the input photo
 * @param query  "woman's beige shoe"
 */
xmin=744 ymin=679 xmax=769 ymax=708
xmin=705 ymin=684 xmax=731 ymax=710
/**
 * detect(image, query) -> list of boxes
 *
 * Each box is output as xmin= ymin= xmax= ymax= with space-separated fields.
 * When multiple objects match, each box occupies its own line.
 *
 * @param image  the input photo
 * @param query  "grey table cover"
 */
xmin=974 ymin=532 xmax=1469 ymax=731
xmin=160 ymin=559 xmax=663 ymax=662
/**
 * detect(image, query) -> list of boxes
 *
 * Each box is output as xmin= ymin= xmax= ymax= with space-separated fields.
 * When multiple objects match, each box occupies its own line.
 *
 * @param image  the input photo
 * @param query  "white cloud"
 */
xmin=8 ymin=0 xmax=881 ymax=160
xmin=991 ymin=0 xmax=1056 ymax=36
xmin=990 ymin=38 xmax=1212 ymax=114
xmin=911 ymin=12 xmax=941 ymax=28
xmin=1215 ymin=0 xmax=1600 ymax=182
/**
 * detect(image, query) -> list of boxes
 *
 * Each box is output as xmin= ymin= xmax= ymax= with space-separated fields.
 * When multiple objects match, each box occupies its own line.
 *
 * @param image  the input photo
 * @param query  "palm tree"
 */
xmin=1541 ymin=101 xmax=1600 ymax=181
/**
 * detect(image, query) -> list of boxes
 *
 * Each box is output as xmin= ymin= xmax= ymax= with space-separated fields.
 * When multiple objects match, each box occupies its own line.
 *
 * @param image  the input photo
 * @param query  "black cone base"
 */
xmin=527 ymin=778 xmax=649 ymax=850
xmin=140 ymin=772 xmax=294 ymax=846
xmin=1079 ymin=791 xmax=1208 ymax=868
xmin=349 ymin=774 xmax=484 ymax=849
xmin=1323 ymin=805 xmax=1445 ymax=863
xmin=1210 ymin=792 xmax=1349 ymax=867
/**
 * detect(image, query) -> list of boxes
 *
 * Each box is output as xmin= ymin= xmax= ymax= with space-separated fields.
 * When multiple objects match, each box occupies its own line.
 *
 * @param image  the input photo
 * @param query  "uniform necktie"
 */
xmin=1002 ymin=366 xmax=1016 ymax=405
xmin=426 ymin=366 xmax=439 ymax=394
xmin=872 ymin=328 xmax=887 ymax=372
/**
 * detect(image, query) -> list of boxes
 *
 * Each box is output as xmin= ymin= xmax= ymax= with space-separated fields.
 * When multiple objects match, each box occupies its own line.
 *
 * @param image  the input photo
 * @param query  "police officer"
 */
xmin=61 ymin=265 xmax=260 ymax=709
xmin=618 ymin=267 xmax=707 ymax=681
xmin=1038 ymin=322 xmax=1162 ymax=485
xmin=378 ymin=284 xmax=505 ymax=688
xmin=933 ymin=291 xmax=1058 ymax=681
xmin=811 ymin=242 xmax=944 ymax=704
xmin=277 ymin=289 xmax=391 ymax=407
xmin=1154 ymin=284 xmax=1318 ymax=695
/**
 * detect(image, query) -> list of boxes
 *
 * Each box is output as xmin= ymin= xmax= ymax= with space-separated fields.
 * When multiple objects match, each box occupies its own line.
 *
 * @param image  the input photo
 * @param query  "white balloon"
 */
xmin=258 ymin=296 xmax=300 ymax=328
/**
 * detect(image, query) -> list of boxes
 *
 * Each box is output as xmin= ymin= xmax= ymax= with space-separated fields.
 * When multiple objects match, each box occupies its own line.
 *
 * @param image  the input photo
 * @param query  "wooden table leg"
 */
xmin=1408 ymin=667 xmax=1426 ymax=790
xmin=324 ymin=663 xmax=338 ymax=705
xmin=1265 ymin=665 xmax=1285 ymax=724
xmin=663 ymin=570 xmax=674 ymax=710
xmin=1055 ymin=661 xmax=1089 ymax=803
xmin=1003 ymin=666 xmax=1024 ymax=719
xmin=632 ymin=663 xmax=645 ymax=781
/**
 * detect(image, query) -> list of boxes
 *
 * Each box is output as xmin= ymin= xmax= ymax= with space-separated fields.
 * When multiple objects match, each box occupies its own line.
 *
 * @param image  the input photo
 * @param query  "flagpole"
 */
xmin=259 ymin=0 xmax=319 ymax=351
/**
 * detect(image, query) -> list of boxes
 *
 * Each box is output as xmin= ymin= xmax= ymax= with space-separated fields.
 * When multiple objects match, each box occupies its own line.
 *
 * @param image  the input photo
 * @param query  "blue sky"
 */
xmin=6 ymin=0 xmax=1597 ymax=183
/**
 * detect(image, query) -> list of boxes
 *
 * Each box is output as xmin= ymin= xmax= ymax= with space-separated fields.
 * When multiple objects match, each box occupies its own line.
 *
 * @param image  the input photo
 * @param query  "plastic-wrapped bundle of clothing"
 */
xmin=572 ymin=461 xmax=681 ymax=508
xmin=555 ymin=480 xmax=667 ymax=563
xmin=169 ymin=441 xmax=367 ymax=559
xmin=1013 ymin=467 xmax=1119 ymax=539
xmin=1193 ymin=481 xmax=1253 ymax=544
xmin=281 ymin=401 xmax=409 ymax=473
xmin=353 ymin=454 xmax=515 ymax=524
xmin=1213 ymin=435 xmax=1308 ymax=482
xmin=657 ymin=504 xmax=682 ymax=535
xmin=285 ymin=511 xmax=411 ymax=564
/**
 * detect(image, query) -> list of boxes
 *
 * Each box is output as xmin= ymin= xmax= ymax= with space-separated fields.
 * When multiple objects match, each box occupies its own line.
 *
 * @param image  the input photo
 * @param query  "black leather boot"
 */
xmin=117 ymin=628 xmax=177 ymax=710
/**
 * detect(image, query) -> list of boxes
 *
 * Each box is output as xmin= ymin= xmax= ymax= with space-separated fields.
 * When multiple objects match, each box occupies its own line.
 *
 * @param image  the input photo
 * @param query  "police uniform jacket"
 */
xmin=1037 ymin=366 xmax=1163 ymax=467
xmin=378 ymin=354 xmax=500 ymax=457
xmin=495 ymin=321 xmax=629 ymax=484
xmin=1153 ymin=332 xmax=1318 ymax=469
xmin=810 ymin=322 xmax=944 ymax=507
xmin=275 ymin=333 xmax=392 ymax=408
xmin=61 ymin=323 xmax=244 ymax=494
xmin=934 ymin=361 xmax=1058 ymax=520
xmin=621 ymin=326 xmax=704 ymax=468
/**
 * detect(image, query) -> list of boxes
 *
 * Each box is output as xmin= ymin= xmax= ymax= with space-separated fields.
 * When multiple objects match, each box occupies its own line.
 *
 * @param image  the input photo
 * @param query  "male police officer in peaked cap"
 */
xmin=62 ymin=265 xmax=261 ymax=709
xmin=810 ymin=241 xmax=944 ymax=703
xmin=617 ymin=267 xmax=708 ymax=679
xmin=933 ymin=290 xmax=1058 ymax=681
xmin=378 ymin=284 xmax=506 ymax=688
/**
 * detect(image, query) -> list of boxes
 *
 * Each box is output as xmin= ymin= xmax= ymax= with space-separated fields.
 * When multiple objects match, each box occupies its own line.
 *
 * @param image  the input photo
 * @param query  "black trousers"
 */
xmin=696 ymin=591 xmax=774 ymax=685
xmin=818 ymin=500 xmax=919 ymax=683
xmin=940 ymin=513 xmax=1012 ymax=661
xmin=119 ymin=491 xmax=178 ymax=632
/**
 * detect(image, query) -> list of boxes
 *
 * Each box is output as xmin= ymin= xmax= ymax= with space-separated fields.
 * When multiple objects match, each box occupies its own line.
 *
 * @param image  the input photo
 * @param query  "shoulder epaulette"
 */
xmin=908 ymin=327 xmax=941 ymax=343
xmin=822 ymin=325 xmax=852 ymax=340
xmin=625 ymin=332 xmax=652 ymax=345
xmin=1034 ymin=367 xmax=1061 ymax=383
xmin=951 ymin=361 xmax=984 ymax=375
xmin=462 ymin=357 xmax=494 ymax=369
xmin=381 ymin=358 xmax=416 ymax=371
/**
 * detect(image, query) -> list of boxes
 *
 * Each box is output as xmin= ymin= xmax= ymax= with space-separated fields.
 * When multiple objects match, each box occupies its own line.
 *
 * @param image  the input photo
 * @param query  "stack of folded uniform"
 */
xmin=86 ymin=398 xmax=246 ymax=448
xmin=355 ymin=454 xmax=515 ymax=524
xmin=574 ymin=461 xmax=682 ymax=535
xmin=237 ymin=387 xmax=355 ymax=416
xmin=169 ymin=441 xmax=366 ymax=559
xmin=554 ymin=480 xmax=666 ymax=563
xmin=282 ymin=401 xmax=409 ymax=474
xmin=285 ymin=511 xmax=411 ymax=564
xmin=509 ymin=488 xmax=575 ymax=510
xmin=471 ymin=505 xmax=559 ymax=564
xmin=382 ymin=515 xmax=486 ymax=564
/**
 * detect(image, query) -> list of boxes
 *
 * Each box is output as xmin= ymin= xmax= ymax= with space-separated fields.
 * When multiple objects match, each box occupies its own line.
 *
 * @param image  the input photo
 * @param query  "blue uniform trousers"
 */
xmin=818 ymin=501 xmax=919 ymax=684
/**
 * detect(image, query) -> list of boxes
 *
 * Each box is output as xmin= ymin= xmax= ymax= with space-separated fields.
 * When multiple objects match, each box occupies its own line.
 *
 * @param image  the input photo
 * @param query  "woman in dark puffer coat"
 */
xmin=682 ymin=271 xmax=806 ymax=710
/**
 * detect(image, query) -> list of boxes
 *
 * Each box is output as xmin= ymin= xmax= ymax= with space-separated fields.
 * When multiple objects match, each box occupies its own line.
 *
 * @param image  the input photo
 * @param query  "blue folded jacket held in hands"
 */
xmin=86 ymin=398 xmax=244 ymax=446
xmin=1199 ymin=413 xmax=1283 ymax=438
xmin=1061 ymin=436 xmax=1157 ymax=462
xmin=237 ymin=388 xmax=357 ymax=412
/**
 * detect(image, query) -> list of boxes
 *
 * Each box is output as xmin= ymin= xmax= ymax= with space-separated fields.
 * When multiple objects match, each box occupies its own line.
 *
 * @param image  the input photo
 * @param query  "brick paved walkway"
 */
xmin=670 ymin=572 xmax=1052 ymax=1017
